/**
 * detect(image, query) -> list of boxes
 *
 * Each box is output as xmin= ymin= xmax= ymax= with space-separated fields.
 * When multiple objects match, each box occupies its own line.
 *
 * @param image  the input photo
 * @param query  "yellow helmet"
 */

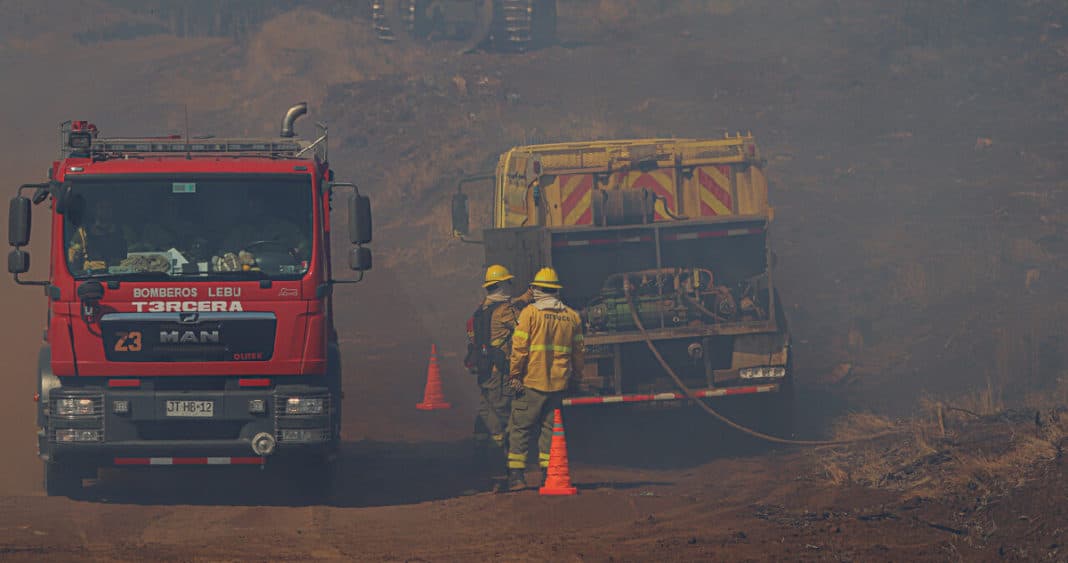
xmin=483 ymin=264 xmax=515 ymax=288
xmin=530 ymin=267 xmax=562 ymax=289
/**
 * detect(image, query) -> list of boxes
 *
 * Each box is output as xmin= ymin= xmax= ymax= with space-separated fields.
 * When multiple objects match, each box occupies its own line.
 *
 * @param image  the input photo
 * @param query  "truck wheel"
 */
xmin=309 ymin=456 xmax=341 ymax=503
xmin=267 ymin=455 xmax=339 ymax=503
xmin=328 ymin=343 xmax=343 ymax=442
xmin=43 ymin=462 xmax=83 ymax=498
xmin=285 ymin=455 xmax=340 ymax=504
xmin=759 ymin=380 xmax=796 ymax=440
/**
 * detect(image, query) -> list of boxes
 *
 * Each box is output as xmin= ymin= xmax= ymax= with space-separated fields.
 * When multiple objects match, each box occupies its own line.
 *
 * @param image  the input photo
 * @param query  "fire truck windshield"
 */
xmin=63 ymin=175 xmax=313 ymax=280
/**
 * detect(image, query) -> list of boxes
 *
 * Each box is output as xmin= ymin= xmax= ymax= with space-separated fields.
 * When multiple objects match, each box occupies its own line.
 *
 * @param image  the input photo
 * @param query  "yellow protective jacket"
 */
xmin=486 ymin=300 xmax=521 ymax=349
xmin=509 ymin=303 xmax=585 ymax=392
xmin=466 ymin=290 xmax=534 ymax=350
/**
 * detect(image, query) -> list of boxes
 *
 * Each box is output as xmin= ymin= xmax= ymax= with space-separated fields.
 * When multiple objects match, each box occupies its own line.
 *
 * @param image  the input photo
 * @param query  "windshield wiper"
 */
xmin=208 ymin=269 xmax=270 ymax=280
xmin=79 ymin=269 xmax=274 ymax=282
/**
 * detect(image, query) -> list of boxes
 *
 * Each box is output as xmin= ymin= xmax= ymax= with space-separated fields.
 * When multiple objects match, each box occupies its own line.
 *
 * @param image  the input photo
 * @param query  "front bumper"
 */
xmin=42 ymin=384 xmax=335 ymax=464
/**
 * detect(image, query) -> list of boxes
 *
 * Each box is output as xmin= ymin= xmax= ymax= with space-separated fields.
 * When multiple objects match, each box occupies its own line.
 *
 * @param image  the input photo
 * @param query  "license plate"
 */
xmin=165 ymin=400 xmax=214 ymax=417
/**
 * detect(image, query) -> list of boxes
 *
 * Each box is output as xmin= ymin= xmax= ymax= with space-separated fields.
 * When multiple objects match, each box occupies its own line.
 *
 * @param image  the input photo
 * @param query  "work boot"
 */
xmin=539 ymin=470 xmax=548 ymax=489
xmin=507 ymin=469 xmax=526 ymax=491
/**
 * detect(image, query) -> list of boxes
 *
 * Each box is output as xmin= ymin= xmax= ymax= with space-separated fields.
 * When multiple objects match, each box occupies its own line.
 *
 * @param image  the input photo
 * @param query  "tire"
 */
xmin=44 ymin=462 xmax=84 ymax=498
xmin=267 ymin=454 xmax=339 ymax=504
xmin=762 ymin=380 xmax=796 ymax=440
xmin=309 ymin=456 xmax=341 ymax=502
xmin=297 ymin=456 xmax=340 ymax=504
xmin=328 ymin=343 xmax=343 ymax=446
xmin=765 ymin=291 xmax=795 ymax=439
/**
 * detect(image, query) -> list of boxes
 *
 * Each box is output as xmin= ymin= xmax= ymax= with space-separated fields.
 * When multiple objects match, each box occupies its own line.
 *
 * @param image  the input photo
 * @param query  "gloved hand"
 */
xmin=508 ymin=377 xmax=525 ymax=395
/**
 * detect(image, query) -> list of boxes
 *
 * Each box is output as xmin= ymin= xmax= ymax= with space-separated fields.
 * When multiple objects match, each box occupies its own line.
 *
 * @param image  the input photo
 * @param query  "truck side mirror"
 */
xmin=451 ymin=192 xmax=469 ymax=237
xmin=7 ymin=249 xmax=29 ymax=274
xmin=349 ymin=247 xmax=372 ymax=271
xmin=8 ymin=196 xmax=31 ymax=247
xmin=348 ymin=194 xmax=372 ymax=245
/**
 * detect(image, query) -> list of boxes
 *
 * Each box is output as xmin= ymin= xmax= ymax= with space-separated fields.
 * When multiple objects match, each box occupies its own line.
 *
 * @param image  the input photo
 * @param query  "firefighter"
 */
xmin=465 ymin=265 xmax=533 ymax=488
xmin=67 ymin=199 xmax=128 ymax=272
xmin=219 ymin=196 xmax=309 ymax=268
xmin=506 ymin=267 xmax=584 ymax=491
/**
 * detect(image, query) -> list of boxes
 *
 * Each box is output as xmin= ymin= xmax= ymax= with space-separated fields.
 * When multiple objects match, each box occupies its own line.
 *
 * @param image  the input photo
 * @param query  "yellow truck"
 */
xmin=452 ymin=135 xmax=792 ymax=432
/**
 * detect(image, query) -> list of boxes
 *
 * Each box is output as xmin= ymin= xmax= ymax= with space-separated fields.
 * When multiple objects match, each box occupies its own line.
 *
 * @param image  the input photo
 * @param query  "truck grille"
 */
xmin=99 ymin=312 xmax=276 ymax=363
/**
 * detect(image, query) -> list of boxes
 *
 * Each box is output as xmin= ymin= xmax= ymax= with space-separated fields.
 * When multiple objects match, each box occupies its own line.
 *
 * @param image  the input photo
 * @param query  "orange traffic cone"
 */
xmin=416 ymin=344 xmax=452 ymax=410
xmin=539 ymin=409 xmax=577 ymax=496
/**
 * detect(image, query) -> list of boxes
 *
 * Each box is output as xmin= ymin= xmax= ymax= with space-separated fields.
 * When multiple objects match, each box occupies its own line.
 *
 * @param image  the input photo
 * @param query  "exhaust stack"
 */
xmin=280 ymin=102 xmax=308 ymax=138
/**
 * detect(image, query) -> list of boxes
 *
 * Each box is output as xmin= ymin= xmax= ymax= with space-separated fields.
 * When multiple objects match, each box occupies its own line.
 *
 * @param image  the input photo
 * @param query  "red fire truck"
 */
xmin=7 ymin=103 xmax=372 ymax=496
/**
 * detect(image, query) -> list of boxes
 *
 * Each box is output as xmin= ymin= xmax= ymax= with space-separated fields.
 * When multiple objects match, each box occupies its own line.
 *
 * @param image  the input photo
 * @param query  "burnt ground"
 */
xmin=2 ymin=0 xmax=1068 ymax=560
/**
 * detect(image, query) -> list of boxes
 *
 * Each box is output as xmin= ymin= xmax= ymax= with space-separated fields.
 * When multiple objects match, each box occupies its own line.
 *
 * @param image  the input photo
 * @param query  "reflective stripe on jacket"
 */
xmin=510 ymin=304 xmax=584 ymax=392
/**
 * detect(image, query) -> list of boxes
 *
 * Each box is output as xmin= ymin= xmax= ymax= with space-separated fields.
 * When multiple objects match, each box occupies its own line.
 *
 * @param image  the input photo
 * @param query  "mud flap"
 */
xmin=731 ymin=332 xmax=789 ymax=370
xmin=726 ymin=332 xmax=794 ymax=439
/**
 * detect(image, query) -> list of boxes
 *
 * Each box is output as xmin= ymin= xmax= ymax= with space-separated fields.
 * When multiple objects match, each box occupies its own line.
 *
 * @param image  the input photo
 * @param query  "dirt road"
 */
xmin=1 ymin=405 xmax=1063 ymax=561
xmin=2 ymin=1 xmax=1068 ymax=560
xmin=0 ymin=342 xmax=1062 ymax=561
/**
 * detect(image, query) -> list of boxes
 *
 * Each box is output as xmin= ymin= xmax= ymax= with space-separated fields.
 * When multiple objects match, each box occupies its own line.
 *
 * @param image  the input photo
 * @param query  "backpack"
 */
xmin=465 ymin=301 xmax=510 ymax=376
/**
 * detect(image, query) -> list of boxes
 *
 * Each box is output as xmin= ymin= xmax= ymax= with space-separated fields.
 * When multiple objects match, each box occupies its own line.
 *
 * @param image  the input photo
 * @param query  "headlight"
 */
xmin=739 ymin=366 xmax=787 ymax=380
xmin=285 ymin=397 xmax=324 ymax=415
xmin=55 ymin=429 xmax=101 ymax=442
xmin=56 ymin=398 xmax=96 ymax=416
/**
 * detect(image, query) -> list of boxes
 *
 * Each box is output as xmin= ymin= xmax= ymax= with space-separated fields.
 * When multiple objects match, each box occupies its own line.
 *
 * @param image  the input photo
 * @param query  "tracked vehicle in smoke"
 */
xmin=453 ymin=136 xmax=792 ymax=431
xmin=372 ymin=0 xmax=557 ymax=52
xmin=7 ymin=104 xmax=373 ymax=496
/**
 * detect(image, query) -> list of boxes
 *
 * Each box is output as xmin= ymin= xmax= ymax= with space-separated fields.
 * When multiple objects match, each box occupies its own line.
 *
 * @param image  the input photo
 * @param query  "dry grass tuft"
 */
xmin=829 ymin=412 xmax=898 ymax=442
xmin=951 ymin=377 xmax=1004 ymax=417
xmin=816 ymin=384 xmax=1068 ymax=504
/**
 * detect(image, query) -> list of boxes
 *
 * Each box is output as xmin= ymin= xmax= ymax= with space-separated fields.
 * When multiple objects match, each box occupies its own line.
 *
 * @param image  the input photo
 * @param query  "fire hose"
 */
xmin=622 ymin=284 xmax=901 ymax=446
xmin=682 ymin=292 xmax=728 ymax=323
